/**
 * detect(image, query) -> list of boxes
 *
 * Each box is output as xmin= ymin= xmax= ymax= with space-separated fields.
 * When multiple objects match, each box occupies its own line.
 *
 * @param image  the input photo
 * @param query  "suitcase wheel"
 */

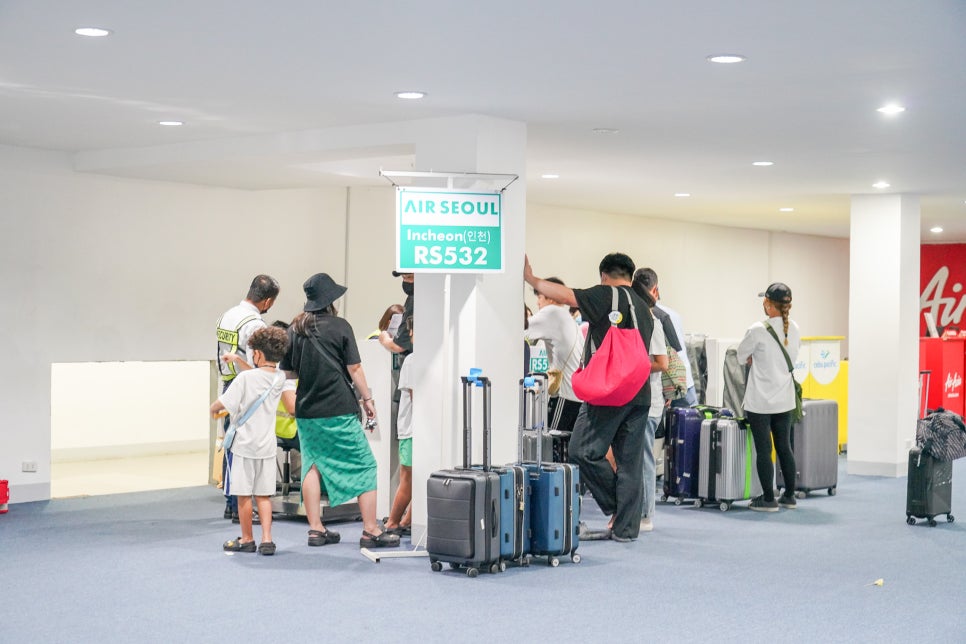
xmin=928 ymin=518 xmax=938 ymax=527
xmin=795 ymin=490 xmax=807 ymax=500
xmin=828 ymin=487 xmax=837 ymax=496
xmin=906 ymin=516 xmax=916 ymax=526
xmin=449 ymin=562 xmax=460 ymax=570
xmin=488 ymin=562 xmax=503 ymax=574
xmin=548 ymin=557 xmax=560 ymax=567
xmin=571 ymin=553 xmax=581 ymax=564
xmin=431 ymin=561 xmax=443 ymax=572
xmin=673 ymin=498 xmax=682 ymax=506
xmin=719 ymin=501 xmax=730 ymax=512
xmin=948 ymin=514 xmax=955 ymax=523
xmin=660 ymin=494 xmax=668 ymax=503
xmin=694 ymin=498 xmax=704 ymax=509
xmin=466 ymin=567 xmax=479 ymax=578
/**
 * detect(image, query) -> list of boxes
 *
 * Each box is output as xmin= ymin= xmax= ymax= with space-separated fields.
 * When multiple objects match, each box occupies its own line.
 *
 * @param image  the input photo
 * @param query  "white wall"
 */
xmin=0 ymin=143 xmax=851 ymax=503
xmin=50 ymin=361 xmax=210 ymax=461
xmin=0 ymin=144 xmax=347 ymax=501
xmin=525 ymin=204 xmax=850 ymax=348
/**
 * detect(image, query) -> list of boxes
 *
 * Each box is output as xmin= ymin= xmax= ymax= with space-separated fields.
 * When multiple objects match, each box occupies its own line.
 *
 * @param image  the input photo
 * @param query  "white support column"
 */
xmin=847 ymin=194 xmax=920 ymax=476
xmin=409 ymin=116 xmax=527 ymax=541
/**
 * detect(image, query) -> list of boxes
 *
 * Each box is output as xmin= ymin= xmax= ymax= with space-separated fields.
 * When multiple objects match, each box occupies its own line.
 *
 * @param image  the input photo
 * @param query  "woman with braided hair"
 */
xmin=737 ymin=282 xmax=802 ymax=512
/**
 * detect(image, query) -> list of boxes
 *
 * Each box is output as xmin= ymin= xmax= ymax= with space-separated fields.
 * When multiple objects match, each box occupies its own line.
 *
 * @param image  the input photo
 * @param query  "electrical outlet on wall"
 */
xmin=22 ymin=461 xmax=38 ymax=473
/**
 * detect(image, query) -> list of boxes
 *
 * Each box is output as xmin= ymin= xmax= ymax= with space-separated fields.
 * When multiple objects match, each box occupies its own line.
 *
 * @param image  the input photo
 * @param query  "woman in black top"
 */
xmin=281 ymin=273 xmax=399 ymax=549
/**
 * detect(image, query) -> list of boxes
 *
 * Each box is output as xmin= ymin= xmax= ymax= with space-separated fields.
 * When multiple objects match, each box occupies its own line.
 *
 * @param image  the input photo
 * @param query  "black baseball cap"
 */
xmin=759 ymin=282 xmax=792 ymax=303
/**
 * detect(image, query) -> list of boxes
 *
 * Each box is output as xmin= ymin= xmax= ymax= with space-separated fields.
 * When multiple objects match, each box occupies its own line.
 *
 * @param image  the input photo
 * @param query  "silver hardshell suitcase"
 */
xmin=697 ymin=416 xmax=762 ymax=511
xmin=776 ymin=399 xmax=839 ymax=497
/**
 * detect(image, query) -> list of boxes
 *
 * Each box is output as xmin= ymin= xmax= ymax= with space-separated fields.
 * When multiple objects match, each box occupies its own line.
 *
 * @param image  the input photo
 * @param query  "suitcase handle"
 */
xmin=460 ymin=374 xmax=492 ymax=470
xmin=519 ymin=374 xmax=549 ymax=464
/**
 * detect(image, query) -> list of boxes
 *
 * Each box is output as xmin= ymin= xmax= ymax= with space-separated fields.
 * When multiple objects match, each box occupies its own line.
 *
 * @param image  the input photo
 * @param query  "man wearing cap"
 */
xmin=379 ymin=271 xmax=414 ymax=355
xmin=216 ymin=274 xmax=280 ymax=520
xmin=737 ymin=282 xmax=801 ymax=512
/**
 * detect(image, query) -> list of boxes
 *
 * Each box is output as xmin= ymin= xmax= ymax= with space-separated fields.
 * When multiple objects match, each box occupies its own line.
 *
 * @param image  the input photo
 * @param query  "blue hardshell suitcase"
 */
xmin=662 ymin=406 xmax=704 ymax=503
xmin=519 ymin=376 xmax=581 ymax=566
xmin=427 ymin=376 xmax=506 ymax=577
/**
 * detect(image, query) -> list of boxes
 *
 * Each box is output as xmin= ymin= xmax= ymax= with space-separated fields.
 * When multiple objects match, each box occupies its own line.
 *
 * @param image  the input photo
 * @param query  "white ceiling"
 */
xmin=2 ymin=0 xmax=964 ymax=240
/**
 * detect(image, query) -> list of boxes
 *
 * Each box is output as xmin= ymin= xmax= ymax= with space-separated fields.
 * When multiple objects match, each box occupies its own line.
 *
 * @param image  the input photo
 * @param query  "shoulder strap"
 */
xmin=304 ymin=326 xmax=357 ymax=396
xmin=764 ymin=322 xmax=794 ymax=373
xmin=233 ymin=370 xmax=283 ymax=428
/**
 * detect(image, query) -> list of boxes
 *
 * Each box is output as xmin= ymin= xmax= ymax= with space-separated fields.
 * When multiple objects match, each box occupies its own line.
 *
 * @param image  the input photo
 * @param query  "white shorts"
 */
xmin=228 ymin=455 xmax=276 ymax=497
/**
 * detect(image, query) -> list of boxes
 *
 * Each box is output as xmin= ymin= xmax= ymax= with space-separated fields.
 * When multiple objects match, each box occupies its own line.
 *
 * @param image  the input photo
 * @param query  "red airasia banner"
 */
xmin=921 ymin=243 xmax=966 ymax=336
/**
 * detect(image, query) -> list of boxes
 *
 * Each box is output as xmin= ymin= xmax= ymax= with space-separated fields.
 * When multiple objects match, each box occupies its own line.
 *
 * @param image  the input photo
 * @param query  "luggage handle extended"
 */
xmin=460 ymin=374 xmax=492 ymax=471
xmin=519 ymin=373 xmax=549 ymax=464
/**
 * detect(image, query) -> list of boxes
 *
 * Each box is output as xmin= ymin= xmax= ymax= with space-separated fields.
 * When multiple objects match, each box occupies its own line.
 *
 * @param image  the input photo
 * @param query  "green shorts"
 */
xmin=398 ymin=437 xmax=413 ymax=468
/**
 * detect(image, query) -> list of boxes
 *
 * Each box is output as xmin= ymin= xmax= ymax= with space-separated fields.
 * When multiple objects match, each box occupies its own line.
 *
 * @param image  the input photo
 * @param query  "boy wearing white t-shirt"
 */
xmin=211 ymin=326 xmax=295 ymax=555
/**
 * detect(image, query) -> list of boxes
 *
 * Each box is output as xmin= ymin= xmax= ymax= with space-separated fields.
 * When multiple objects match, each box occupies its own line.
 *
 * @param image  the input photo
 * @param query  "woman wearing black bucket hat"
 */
xmin=736 ymin=282 xmax=801 ymax=512
xmin=280 ymin=273 xmax=400 ymax=548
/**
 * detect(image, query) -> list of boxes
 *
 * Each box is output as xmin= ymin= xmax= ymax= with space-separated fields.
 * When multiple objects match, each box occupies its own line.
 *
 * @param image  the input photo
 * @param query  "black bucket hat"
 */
xmin=303 ymin=273 xmax=347 ymax=312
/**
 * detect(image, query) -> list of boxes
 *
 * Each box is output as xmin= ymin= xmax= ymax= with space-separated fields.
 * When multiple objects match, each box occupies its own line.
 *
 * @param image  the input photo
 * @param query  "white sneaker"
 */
xmin=640 ymin=517 xmax=654 ymax=532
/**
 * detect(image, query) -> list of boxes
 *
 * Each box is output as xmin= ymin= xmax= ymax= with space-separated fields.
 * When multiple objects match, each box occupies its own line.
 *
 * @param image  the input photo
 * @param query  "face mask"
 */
xmin=402 ymin=281 xmax=414 ymax=296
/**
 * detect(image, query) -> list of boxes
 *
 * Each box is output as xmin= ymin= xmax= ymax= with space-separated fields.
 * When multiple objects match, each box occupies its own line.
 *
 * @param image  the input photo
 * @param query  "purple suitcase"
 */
xmin=662 ymin=407 xmax=704 ymax=504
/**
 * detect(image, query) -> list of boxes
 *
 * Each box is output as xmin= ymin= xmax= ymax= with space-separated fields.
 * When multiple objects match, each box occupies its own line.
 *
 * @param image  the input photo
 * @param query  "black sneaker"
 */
xmin=778 ymin=494 xmax=798 ymax=509
xmin=749 ymin=496 xmax=779 ymax=512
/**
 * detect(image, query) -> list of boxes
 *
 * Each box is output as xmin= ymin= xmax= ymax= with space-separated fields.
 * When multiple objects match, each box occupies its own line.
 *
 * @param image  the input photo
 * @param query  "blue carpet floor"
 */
xmin=2 ymin=457 xmax=964 ymax=643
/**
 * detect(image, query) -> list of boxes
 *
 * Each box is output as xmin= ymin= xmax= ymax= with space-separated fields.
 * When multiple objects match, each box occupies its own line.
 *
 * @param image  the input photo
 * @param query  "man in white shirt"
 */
xmin=525 ymin=277 xmax=584 ymax=436
xmin=637 ymin=268 xmax=698 ymax=406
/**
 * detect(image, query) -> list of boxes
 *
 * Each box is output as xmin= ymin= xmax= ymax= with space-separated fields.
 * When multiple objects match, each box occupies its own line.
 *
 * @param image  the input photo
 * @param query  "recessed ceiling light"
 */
xmin=931 ymin=226 xmax=944 ymax=233
xmin=395 ymin=91 xmax=426 ymax=100
xmin=541 ymin=174 xmax=559 ymax=179
xmin=674 ymin=193 xmax=691 ymax=198
xmin=752 ymin=161 xmax=774 ymax=167
xmin=873 ymin=181 xmax=891 ymax=189
xmin=74 ymin=27 xmax=112 ymax=37
xmin=706 ymin=54 xmax=746 ymax=64
xmin=158 ymin=120 xmax=183 ymax=126
xmin=592 ymin=128 xmax=619 ymax=134
xmin=779 ymin=207 xmax=795 ymax=212
xmin=877 ymin=104 xmax=906 ymax=115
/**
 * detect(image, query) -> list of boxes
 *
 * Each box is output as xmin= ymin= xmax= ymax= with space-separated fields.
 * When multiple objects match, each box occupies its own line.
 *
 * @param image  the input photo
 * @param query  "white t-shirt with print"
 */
xmin=219 ymin=368 xmax=294 ymax=459
xmin=525 ymin=304 xmax=584 ymax=401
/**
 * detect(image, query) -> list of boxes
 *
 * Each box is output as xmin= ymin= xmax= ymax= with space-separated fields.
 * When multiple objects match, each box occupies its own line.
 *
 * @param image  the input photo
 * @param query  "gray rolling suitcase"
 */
xmin=776 ymin=399 xmax=839 ymax=497
xmin=427 ymin=376 xmax=503 ymax=577
xmin=697 ymin=416 xmax=763 ymax=511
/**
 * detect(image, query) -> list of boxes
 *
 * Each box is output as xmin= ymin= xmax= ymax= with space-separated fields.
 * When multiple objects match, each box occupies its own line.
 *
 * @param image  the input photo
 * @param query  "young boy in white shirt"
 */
xmin=211 ymin=326 xmax=295 ymax=555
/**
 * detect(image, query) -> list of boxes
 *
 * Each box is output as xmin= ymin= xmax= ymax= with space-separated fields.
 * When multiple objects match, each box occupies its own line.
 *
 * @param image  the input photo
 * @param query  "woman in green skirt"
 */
xmin=280 ymin=273 xmax=400 ymax=549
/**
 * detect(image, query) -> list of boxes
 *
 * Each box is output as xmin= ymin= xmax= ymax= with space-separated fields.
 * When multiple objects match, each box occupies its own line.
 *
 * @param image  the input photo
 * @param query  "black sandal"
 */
xmin=360 ymin=530 xmax=400 ymax=548
xmin=257 ymin=541 xmax=276 ymax=556
xmin=307 ymin=529 xmax=341 ymax=546
xmin=223 ymin=537 xmax=256 ymax=553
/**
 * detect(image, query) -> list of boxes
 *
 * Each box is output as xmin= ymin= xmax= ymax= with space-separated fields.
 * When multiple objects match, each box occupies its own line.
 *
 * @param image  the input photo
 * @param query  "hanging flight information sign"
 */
xmin=395 ymin=187 xmax=503 ymax=273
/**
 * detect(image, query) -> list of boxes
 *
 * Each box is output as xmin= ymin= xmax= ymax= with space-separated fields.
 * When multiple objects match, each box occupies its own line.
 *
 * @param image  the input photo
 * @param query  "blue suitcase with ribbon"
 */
xmin=519 ymin=375 xmax=581 ymax=566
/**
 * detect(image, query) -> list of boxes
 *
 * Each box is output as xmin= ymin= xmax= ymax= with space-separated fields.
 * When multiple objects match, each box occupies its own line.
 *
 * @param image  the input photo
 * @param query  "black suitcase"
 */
xmin=427 ymin=376 xmax=504 ymax=577
xmin=906 ymin=447 xmax=955 ymax=526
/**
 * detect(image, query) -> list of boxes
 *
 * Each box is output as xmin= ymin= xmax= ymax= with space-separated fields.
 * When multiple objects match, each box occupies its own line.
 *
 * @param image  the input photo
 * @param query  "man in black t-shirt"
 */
xmin=524 ymin=252 xmax=655 ymax=542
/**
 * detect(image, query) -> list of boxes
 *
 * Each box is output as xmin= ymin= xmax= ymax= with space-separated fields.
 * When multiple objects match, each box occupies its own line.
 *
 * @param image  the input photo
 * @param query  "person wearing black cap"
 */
xmin=737 ymin=282 xmax=801 ymax=512
xmin=379 ymin=271 xmax=414 ymax=355
xmin=280 ymin=273 xmax=399 ymax=548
